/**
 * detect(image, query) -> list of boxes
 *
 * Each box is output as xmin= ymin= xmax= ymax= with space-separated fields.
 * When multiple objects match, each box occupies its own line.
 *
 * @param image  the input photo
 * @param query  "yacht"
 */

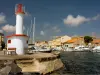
xmin=27 ymin=45 xmax=51 ymax=54
xmin=92 ymin=46 xmax=100 ymax=52
xmin=74 ymin=45 xmax=90 ymax=52
xmin=63 ymin=47 xmax=74 ymax=51
xmin=82 ymin=47 xmax=90 ymax=51
xmin=52 ymin=47 xmax=62 ymax=51
xmin=74 ymin=45 xmax=85 ymax=51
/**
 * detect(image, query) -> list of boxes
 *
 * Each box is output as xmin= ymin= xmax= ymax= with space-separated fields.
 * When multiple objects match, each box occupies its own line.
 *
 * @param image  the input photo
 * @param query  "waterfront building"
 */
xmin=35 ymin=41 xmax=48 ymax=47
xmin=0 ymin=33 xmax=4 ymax=50
xmin=92 ymin=38 xmax=100 ymax=46
xmin=62 ymin=36 xmax=85 ymax=48
xmin=0 ymin=33 xmax=4 ymax=42
xmin=48 ymin=35 xmax=71 ymax=48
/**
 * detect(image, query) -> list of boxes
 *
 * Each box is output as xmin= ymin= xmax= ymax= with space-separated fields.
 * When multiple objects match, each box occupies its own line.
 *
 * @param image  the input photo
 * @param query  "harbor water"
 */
xmin=48 ymin=51 xmax=100 ymax=75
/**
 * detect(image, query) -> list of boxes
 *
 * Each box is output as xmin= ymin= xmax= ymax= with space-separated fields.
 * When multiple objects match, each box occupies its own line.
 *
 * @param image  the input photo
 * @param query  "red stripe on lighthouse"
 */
xmin=15 ymin=4 xmax=25 ymax=14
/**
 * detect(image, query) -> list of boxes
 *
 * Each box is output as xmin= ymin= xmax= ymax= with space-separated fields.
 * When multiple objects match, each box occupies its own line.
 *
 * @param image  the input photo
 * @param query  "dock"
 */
xmin=0 ymin=52 xmax=63 ymax=75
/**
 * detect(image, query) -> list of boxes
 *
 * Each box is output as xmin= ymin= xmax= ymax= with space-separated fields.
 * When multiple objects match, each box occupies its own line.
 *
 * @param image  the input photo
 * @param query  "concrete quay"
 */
xmin=0 ymin=52 xmax=63 ymax=75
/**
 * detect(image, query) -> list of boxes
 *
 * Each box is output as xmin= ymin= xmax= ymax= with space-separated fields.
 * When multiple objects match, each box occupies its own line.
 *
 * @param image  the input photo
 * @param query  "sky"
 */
xmin=0 ymin=0 xmax=100 ymax=41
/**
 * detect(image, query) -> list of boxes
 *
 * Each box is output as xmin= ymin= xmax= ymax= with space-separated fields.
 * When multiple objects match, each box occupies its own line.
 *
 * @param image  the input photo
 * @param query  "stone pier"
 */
xmin=0 ymin=52 xmax=63 ymax=75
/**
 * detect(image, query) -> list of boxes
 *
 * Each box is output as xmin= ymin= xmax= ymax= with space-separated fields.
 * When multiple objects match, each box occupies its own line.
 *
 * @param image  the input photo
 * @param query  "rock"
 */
xmin=0 ymin=66 xmax=11 ymax=75
xmin=10 ymin=60 xmax=22 ymax=73
xmin=0 ymin=60 xmax=22 ymax=75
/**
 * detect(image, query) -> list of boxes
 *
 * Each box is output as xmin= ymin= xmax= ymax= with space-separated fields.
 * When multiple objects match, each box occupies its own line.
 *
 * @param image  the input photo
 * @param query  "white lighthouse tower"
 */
xmin=6 ymin=4 xmax=28 ymax=55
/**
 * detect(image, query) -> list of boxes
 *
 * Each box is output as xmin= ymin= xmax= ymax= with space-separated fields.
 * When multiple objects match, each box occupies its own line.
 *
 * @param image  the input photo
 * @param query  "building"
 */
xmin=0 ymin=33 xmax=4 ymax=50
xmin=62 ymin=36 xmax=85 ymax=48
xmin=35 ymin=41 xmax=48 ymax=47
xmin=92 ymin=38 xmax=100 ymax=46
xmin=62 ymin=36 xmax=98 ymax=48
xmin=0 ymin=33 xmax=4 ymax=42
xmin=48 ymin=35 xmax=71 ymax=48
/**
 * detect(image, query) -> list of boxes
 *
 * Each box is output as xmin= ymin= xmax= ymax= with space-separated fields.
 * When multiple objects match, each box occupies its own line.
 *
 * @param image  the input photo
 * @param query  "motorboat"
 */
xmin=74 ymin=46 xmax=90 ymax=52
xmin=83 ymin=47 xmax=90 ymax=50
xmin=52 ymin=47 xmax=62 ymax=51
xmin=74 ymin=45 xmax=85 ymax=51
xmin=27 ymin=46 xmax=51 ymax=54
xmin=92 ymin=46 xmax=100 ymax=52
xmin=63 ymin=47 xmax=73 ymax=51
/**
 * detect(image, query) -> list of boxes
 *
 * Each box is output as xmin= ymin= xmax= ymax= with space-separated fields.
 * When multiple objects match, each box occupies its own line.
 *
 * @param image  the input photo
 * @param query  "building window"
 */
xmin=8 ymin=40 xmax=11 ymax=43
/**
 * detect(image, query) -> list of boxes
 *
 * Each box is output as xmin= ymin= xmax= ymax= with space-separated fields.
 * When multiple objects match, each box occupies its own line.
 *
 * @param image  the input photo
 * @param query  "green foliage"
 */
xmin=84 ymin=36 xmax=93 ymax=45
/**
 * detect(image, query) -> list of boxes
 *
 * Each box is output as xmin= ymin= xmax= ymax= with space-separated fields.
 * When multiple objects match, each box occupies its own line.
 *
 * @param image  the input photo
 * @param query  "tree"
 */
xmin=1 ymin=41 xmax=5 ymax=50
xmin=84 ymin=36 xmax=93 ymax=45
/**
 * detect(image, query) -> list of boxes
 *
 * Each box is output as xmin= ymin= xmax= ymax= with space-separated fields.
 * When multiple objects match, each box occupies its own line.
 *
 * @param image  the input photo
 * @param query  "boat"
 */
xmin=92 ymin=46 xmax=100 ymax=52
xmin=52 ymin=46 xmax=62 ymax=51
xmin=74 ymin=45 xmax=91 ymax=52
xmin=27 ymin=45 xmax=52 ymax=54
xmin=63 ymin=47 xmax=74 ymax=51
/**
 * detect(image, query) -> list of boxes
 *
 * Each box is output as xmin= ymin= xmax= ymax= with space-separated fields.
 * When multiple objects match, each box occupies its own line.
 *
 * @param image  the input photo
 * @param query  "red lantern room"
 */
xmin=15 ymin=4 xmax=25 ymax=14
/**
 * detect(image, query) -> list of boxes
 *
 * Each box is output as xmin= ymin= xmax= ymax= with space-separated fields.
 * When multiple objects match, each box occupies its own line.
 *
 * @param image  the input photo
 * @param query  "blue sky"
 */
xmin=0 ymin=0 xmax=100 ymax=41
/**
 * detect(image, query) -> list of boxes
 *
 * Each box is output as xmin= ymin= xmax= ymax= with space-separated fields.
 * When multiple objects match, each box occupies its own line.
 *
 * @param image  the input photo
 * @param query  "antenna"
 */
xmin=33 ymin=17 xmax=35 ymax=44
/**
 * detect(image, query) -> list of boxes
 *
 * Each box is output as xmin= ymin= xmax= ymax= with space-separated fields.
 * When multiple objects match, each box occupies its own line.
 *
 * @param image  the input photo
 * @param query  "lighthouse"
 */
xmin=6 ymin=4 xmax=28 ymax=55
xmin=16 ymin=4 xmax=24 ymax=34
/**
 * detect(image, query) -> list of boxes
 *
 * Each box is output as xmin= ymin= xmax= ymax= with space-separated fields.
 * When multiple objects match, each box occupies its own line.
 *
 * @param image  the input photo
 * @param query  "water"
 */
xmin=50 ymin=51 xmax=100 ymax=75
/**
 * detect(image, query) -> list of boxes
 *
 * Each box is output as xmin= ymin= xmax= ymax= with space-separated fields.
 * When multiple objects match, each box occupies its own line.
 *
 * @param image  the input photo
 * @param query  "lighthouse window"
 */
xmin=8 ymin=40 xmax=11 ymax=43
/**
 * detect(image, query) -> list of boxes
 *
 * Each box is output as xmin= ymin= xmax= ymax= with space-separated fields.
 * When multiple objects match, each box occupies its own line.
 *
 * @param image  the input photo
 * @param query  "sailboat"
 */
xmin=27 ymin=17 xmax=51 ymax=53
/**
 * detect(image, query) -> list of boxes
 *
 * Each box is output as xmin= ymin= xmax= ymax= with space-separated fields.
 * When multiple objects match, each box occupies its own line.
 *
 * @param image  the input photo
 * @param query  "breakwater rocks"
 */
xmin=0 ymin=60 xmax=22 ymax=75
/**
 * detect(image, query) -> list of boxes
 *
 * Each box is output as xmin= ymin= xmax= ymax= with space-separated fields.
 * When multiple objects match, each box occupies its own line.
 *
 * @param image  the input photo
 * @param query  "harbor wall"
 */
xmin=0 ymin=52 xmax=63 ymax=74
xmin=16 ymin=58 xmax=63 ymax=74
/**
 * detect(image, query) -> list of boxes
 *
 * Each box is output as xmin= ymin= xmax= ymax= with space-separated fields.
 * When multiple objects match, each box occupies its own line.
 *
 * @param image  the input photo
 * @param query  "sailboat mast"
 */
xmin=27 ymin=28 xmax=29 ymax=36
xmin=33 ymin=17 xmax=35 ymax=44
xmin=28 ymin=19 xmax=33 ymax=44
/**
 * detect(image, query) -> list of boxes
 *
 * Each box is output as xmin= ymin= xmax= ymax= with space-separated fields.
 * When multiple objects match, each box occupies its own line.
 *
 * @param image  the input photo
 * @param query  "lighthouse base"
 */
xmin=7 ymin=34 xmax=28 ymax=55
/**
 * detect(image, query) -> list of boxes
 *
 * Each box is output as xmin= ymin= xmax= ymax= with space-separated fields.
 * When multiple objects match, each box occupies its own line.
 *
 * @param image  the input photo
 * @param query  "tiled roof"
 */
xmin=67 ymin=38 xmax=78 ymax=43
xmin=63 ymin=38 xmax=78 ymax=44
xmin=92 ymin=39 xmax=100 ymax=43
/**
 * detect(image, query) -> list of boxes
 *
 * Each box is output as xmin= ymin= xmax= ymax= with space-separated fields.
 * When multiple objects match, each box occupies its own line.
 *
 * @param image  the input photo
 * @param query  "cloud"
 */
xmin=2 ymin=24 xmax=26 ymax=32
xmin=43 ymin=23 xmax=61 ymax=33
xmin=0 ymin=30 xmax=3 ymax=33
xmin=0 ymin=13 xmax=6 ymax=24
xmin=43 ymin=23 xmax=49 ymax=29
xmin=64 ymin=15 xmax=90 ymax=26
xmin=40 ymin=25 xmax=61 ymax=36
xmin=2 ymin=24 xmax=16 ymax=32
xmin=40 ymin=31 xmax=45 ymax=35
xmin=63 ymin=14 xmax=100 ymax=26
xmin=92 ymin=14 xmax=100 ymax=20
xmin=52 ymin=26 xmax=61 ymax=32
